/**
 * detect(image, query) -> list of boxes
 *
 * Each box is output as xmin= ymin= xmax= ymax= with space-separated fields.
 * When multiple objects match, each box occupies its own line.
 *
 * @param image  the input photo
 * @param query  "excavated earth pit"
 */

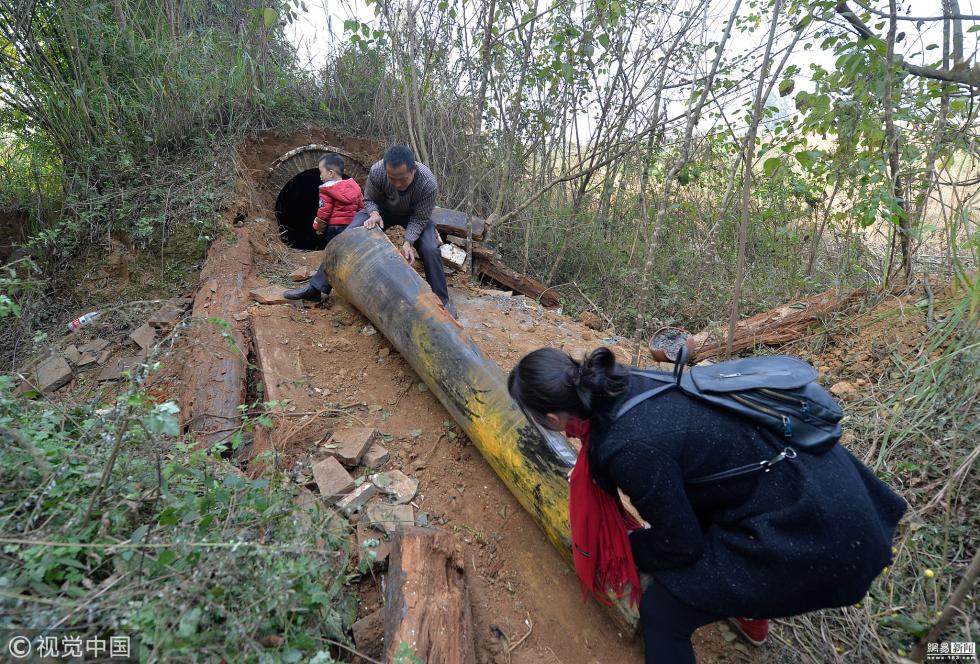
xmin=170 ymin=129 xmax=751 ymax=664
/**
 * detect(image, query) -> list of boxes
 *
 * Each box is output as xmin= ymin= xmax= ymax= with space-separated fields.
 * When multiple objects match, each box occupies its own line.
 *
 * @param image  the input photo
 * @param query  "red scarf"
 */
xmin=566 ymin=417 xmax=643 ymax=607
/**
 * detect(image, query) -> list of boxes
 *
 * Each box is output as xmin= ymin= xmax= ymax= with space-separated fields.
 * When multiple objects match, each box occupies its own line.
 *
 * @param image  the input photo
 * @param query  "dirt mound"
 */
xmin=239 ymin=128 xmax=384 ymax=190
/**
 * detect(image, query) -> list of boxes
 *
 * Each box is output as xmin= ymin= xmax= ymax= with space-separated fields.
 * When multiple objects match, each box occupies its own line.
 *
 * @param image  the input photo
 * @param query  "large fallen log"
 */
xmin=690 ymin=288 xmax=867 ymax=361
xmin=432 ymin=207 xmax=485 ymax=241
xmin=477 ymin=257 xmax=560 ymax=307
xmin=179 ymin=228 xmax=252 ymax=450
xmin=322 ymin=227 xmax=639 ymax=631
xmin=385 ymin=527 xmax=476 ymax=664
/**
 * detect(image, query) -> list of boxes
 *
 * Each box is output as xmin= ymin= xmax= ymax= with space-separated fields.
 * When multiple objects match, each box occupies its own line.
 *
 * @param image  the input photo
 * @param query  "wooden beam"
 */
xmin=248 ymin=311 xmax=315 ymax=476
xmin=432 ymin=207 xmax=486 ymax=241
xmin=690 ymin=288 xmax=867 ymax=361
xmin=180 ymin=229 xmax=252 ymax=451
xmin=385 ymin=527 xmax=476 ymax=664
xmin=477 ymin=258 xmax=560 ymax=307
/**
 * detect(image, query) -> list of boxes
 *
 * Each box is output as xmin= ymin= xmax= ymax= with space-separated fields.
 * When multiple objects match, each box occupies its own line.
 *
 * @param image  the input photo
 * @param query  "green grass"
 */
xmin=0 ymin=363 xmax=358 ymax=662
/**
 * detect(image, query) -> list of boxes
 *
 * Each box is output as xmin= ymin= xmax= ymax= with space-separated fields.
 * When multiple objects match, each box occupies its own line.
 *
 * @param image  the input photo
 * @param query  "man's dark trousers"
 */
xmin=309 ymin=210 xmax=450 ymax=306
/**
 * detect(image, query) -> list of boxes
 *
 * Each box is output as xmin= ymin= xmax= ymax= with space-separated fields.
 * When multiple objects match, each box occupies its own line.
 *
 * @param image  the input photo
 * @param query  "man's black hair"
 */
xmin=383 ymin=144 xmax=416 ymax=170
xmin=319 ymin=153 xmax=346 ymax=176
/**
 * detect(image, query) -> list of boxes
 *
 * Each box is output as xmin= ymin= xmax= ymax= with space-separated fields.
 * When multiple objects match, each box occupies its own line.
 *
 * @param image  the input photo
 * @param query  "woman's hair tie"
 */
xmin=563 ymin=364 xmax=582 ymax=386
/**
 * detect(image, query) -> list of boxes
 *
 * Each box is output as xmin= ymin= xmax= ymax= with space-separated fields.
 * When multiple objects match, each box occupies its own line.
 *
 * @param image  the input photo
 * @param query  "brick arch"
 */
xmin=266 ymin=144 xmax=370 ymax=193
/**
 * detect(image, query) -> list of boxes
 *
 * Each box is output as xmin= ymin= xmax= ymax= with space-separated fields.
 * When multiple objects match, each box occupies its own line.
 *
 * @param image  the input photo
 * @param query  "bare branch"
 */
xmin=835 ymin=2 xmax=980 ymax=88
xmin=850 ymin=0 xmax=980 ymax=22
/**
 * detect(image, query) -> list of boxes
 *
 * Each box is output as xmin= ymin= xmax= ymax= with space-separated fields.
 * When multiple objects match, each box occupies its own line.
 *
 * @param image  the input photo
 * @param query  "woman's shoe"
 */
xmin=730 ymin=618 xmax=768 ymax=646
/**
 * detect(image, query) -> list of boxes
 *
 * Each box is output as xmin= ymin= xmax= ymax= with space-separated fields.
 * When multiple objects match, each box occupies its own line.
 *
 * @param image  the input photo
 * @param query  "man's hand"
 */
xmin=363 ymin=211 xmax=384 ymax=230
xmin=401 ymin=241 xmax=416 ymax=265
xmin=312 ymin=219 xmax=324 ymax=235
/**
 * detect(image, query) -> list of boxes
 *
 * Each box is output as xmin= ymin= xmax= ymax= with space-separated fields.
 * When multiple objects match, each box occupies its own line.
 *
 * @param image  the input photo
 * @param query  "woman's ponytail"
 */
xmin=576 ymin=347 xmax=628 ymax=412
xmin=508 ymin=346 xmax=629 ymax=423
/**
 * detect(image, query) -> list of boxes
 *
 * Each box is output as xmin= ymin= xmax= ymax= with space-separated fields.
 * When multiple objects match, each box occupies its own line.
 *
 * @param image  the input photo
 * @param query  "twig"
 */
xmin=84 ymin=409 xmax=133 ymax=520
xmin=536 ymin=281 xmax=570 ymax=305
xmin=910 ymin=547 xmax=980 ymax=662
xmin=1 ymin=426 xmax=52 ymax=478
xmin=922 ymin=272 xmax=935 ymax=330
xmin=0 ymin=590 xmax=75 ymax=607
xmin=506 ymin=611 xmax=533 ymax=663
xmin=545 ymin=646 xmax=564 ymax=663
xmin=320 ymin=637 xmax=384 ymax=664
xmin=277 ymin=412 xmax=322 ymax=450
xmin=572 ymin=282 xmax=614 ymax=329
xmin=0 ymin=536 xmax=343 ymax=556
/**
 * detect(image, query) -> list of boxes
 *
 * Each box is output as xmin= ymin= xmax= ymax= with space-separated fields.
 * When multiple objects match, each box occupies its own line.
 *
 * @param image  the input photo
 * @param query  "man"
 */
xmin=286 ymin=144 xmax=456 ymax=317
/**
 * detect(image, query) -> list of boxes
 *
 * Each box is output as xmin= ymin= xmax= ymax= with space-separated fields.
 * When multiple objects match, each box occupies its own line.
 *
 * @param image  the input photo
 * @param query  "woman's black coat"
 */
xmin=587 ymin=375 xmax=907 ymax=619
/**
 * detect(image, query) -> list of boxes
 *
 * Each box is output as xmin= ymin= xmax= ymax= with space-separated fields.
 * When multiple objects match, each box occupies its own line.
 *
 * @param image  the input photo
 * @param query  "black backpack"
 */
xmin=616 ymin=346 xmax=844 ymax=484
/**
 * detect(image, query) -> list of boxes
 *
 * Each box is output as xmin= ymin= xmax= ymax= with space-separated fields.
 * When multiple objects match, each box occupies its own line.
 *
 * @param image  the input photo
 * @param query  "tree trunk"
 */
xmin=883 ymin=0 xmax=911 ymax=283
xmin=630 ymin=0 xmax=736 ymax=364
xmin=726 ymin=0 xmax=786 ymax=357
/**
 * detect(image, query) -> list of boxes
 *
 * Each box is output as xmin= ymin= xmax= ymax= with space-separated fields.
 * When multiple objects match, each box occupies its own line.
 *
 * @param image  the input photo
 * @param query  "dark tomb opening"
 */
xmin=275 ymin=169 xmax=327 ymax=250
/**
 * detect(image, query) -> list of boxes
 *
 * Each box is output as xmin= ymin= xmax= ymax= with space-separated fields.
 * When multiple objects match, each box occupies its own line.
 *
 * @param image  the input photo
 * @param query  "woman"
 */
xmin=508 ymin=347 xmax=906 ymax=664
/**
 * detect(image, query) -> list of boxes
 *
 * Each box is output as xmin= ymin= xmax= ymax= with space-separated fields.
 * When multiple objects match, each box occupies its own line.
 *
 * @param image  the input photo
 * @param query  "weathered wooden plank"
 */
xmin=179 ymin=229 xmax=252 ymax=451
xmin=477 ymin=258 xmax=560 ymax=307
xmin=248 ymin=312 xmax=312 ymax=475
xmin=385 ymin=527 xmax=476 ymax=664
xmin=432 ymin=207 xmax=485 ymax=241
xmin=690 ymin=288 xmax=867 ymax=361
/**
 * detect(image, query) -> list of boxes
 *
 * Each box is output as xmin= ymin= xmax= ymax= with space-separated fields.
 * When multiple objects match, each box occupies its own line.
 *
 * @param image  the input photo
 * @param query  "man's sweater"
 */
xmin=362 ymin=160 xmax=438 ymax=244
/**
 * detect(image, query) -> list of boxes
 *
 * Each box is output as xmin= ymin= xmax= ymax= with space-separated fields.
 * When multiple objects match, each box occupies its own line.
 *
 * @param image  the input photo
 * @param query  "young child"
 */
xmin=312 ymin=153 xmax=363 ymax=242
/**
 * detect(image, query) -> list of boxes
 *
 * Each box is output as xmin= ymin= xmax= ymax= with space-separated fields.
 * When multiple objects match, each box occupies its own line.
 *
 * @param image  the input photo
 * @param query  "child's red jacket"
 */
xmin=317 ymin=178 xmax=363 ymax=226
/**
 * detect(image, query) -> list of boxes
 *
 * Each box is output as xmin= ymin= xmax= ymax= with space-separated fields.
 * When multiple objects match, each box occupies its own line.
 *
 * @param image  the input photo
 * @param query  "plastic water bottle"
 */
xmin=67 ymin=311 xmax=100 ymax=332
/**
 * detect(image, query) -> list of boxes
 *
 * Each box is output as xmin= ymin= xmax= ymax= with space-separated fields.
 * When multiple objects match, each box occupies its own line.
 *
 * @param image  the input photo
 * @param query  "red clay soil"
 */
xmin=237 ymin=247 xmax=751 ymax=664
xmin=222 ymin=128 xmax=753 ymax=664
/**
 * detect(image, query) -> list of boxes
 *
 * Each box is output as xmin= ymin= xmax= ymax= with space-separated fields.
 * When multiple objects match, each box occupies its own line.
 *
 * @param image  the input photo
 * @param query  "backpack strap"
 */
xmin=673 ymin=345 xmax=689 ymax=383
xmin=619 ymin=348 xmax=802 ymax=485
xmin=616 ymin=347 xmax=690 ymax=420
xmin=615 ymin=381 xmax=676 ymax=420
xmin=686 ymin=447 xmax=797 ymax=485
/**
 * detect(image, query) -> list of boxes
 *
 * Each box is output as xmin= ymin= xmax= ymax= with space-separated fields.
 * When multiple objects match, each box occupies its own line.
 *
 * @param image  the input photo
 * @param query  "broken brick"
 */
xmin=364 ymin=502 xmax=414 ymax=536
xmin=356 ymin=523 xmax=390 ymax=572
xmin=351 ymin=610 xmax=384 ymax=659
xmin=361 ymin=442 xmax=390 ymax=469
xmin=78 ymin=338 xmax=110 ymax=354
xmin=326 ymin=427 xmax=376 ymax=467
xmin=64 ymin=345 xmax=83 ymax=366
xmin=335 ymin=482 xmax=378 ymax=515
xmin=148 ymin=303 xmax=183 ymax=328
xmin=129 ymin=323 xmax=155 ymax=353
xmin=97 ymin=356 xmax=143 ymax=382
xmin=249 ymin=286 xmax=292 ymax=305
xmin=289 ymin=267 xmax=313 ymax=282
xmin=17 ymin=356 xmax=73 ymax=395
xmin=312 ymin=457 xmax=354 ymax=502
xmin=77 ymin=352 xmax=99 ymax=367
